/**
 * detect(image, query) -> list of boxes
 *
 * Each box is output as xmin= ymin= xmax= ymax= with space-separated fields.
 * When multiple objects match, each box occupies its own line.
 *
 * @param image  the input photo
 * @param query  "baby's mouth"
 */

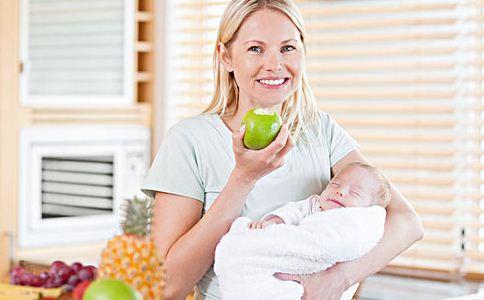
xmin=327 ymin=198 xmax=345 ymax=207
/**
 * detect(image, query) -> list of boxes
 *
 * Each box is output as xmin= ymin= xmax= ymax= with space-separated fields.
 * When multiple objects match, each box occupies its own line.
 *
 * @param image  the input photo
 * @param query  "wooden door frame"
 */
xmin=0 ymin=0 xmax=21 ymax=278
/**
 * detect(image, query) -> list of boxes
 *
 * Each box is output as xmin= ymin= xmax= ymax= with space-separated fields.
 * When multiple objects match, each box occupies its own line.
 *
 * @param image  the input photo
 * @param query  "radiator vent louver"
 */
xmin=41 ymin=156 xmax=114 ymax=218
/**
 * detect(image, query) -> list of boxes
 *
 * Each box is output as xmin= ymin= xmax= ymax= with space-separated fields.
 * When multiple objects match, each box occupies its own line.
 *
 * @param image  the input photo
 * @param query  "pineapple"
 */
xmin=98 ymin=196 xmax=164 ymax=300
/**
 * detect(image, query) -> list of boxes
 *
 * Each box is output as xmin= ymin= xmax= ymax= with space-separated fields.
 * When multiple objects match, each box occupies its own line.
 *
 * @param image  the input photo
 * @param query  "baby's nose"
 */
xmin=335 ymin=190 xmax=344 ymax=197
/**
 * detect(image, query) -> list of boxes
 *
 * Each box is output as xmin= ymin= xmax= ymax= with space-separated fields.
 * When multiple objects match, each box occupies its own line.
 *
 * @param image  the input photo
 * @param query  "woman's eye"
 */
xmin=282 ymin=45 xmax=295 ymax=52
xmin=248 ymin=46 xmax=262 ymax=53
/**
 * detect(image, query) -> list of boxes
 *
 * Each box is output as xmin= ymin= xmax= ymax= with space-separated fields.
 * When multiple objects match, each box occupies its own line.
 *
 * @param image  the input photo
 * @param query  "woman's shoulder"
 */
xmin=315 ymin=110 xmax=332 ymax=123
xmin=299 ymin=110 xmax=347 ymax=145
xmin=314 ymin=110 xmax=341 ymax=131
xmin=167 ymin=113 xmax=220 ymax=136
xmin=301 ymin=110 xmax=331 ymax=137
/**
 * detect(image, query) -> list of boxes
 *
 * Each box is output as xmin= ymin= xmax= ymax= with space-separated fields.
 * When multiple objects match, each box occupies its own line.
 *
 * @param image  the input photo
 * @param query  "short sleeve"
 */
xmin=141 ymin=125 xmax=204 ymax=202
xmin=320 ymin=112 xmax=360 ymax=167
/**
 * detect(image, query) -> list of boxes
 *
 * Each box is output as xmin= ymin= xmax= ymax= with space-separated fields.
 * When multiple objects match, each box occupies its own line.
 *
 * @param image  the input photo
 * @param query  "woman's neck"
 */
xmin=220 ymin=112 xmax=244 ymax=133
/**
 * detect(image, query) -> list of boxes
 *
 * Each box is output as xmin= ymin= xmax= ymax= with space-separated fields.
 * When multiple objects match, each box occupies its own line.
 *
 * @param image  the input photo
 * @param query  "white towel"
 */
xmin=214 ymin=206 xmax=386 ymax=300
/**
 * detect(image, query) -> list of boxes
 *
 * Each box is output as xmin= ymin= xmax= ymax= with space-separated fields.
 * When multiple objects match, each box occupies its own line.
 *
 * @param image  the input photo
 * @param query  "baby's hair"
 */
xmin=341 ymin=162 xmax=391 ymax=208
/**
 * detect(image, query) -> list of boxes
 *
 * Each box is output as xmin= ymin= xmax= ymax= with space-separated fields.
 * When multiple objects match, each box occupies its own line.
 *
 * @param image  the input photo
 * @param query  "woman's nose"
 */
xmin=264 ymin=50 xmax=282 ymax=71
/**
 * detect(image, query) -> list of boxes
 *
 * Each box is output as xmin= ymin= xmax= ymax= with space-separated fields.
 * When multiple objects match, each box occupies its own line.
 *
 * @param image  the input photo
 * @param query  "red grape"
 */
xmin=67 ymin=274 xmax=80 ymax=287
xmin=31 ymin=276 xmax=43 ymax=287
xmin=9 ymin=266 xmax=25 ymax=285
xmin=77 ymin=267 xmax=95 ymax=281
xmin=44 ymin=276 xmax=56 ymax=288
xmin=10 ymin=274 xmax=21 ymax=285
xmin=19 ymin=272 xmax=34 ymax=286
xmin=49 ymin=260 xmax=67 ymax=273
xmin=56 ymin=265 xmax=73 ymax=283
xmin=10 ymin=266 xmax=25 ymax=277
xmin=39 ymin=271 xmax=49 ymax=281
xmin=84 ymin=265 xmax=97 ymax=274
xmin=71 ymin=262 xmax=83 ymax=274
xmin=51 ymin=275 xmax=64 ymax=288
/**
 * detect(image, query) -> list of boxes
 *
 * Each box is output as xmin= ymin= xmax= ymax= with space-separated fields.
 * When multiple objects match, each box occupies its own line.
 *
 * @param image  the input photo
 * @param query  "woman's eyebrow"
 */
xmin=244 ymin=39 xmax=298 ymax=45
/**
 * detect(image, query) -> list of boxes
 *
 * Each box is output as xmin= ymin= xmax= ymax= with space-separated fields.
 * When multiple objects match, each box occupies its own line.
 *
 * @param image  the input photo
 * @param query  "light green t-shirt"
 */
xmin=141 ymin=111 xmax=359 ymax=299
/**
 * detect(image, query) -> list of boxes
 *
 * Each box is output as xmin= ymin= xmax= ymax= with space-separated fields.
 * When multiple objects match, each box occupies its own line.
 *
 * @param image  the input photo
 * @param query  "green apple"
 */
xmin=83 ymin=279 xmax=141 ymax=300
xmin=242 ymin=108 xmax=282 ymax=150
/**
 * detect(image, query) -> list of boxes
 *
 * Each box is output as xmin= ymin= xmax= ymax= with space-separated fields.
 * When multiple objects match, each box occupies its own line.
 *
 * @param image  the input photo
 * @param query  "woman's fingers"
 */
xmin=262 ymin=125 xmax=290 ymax=155
xmin=248 ymin=221 xmax=265 ymax=229
xmin=231 ymin=122 xmax=294 ymax=183
xmin=276 ymin=132 xmax=294 ymax=159
xmin=232 ymin=124 xmax=246 ymax=153
xmin=234 ymin=123 xmax=293 ymax=158
xmin=273 ymin=272 xmax=302 ymax=284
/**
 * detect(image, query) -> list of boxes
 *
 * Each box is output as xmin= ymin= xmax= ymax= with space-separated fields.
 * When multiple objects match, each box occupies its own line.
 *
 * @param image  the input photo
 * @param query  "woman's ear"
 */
xmin=218 ymin=42 xmax=234 ymax=73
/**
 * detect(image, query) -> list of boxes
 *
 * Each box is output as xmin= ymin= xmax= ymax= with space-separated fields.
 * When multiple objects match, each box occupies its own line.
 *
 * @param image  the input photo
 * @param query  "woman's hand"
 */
xmin=248 ymin=215 xmax=284 ymax=229
xmin=274 ymin=264 xmax=350 ymax=300
xmin=248 ymin=220 xmax=272 ymax=229
xmin=231 ymin=124 xmax=294 ymax=185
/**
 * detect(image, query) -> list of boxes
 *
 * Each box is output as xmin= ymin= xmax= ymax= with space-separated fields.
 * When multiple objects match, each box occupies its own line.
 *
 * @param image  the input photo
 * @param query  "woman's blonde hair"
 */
xmin=202 ymin=0 xmax=320 ymax=144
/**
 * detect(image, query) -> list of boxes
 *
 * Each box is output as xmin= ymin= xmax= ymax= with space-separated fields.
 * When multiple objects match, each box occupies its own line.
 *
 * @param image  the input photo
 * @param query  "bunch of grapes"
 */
xmin=9 ymin=261 xmax=97 ymax=291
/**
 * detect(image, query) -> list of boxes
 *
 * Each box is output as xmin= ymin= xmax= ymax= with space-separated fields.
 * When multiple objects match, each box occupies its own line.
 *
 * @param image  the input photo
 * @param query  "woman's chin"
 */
xmin=253 ymin=97 xmax=287 ymax=108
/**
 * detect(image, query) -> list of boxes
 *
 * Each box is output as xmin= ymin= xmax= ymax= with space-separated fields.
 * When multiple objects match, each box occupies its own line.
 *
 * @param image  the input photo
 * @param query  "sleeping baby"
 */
xmin=214 ymin=162 xmax=391 ymax=300
xmin=248 ymin=161 xmax=391 ymax=230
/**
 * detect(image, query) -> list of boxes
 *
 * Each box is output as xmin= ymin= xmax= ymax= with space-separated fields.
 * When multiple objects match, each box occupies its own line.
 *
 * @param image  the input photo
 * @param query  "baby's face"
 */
xmin=319 ymin=166 xmax=378 ymax=211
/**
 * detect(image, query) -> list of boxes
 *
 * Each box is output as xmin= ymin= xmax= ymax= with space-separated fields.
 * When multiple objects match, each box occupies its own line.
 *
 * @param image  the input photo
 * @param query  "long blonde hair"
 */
xmin=202 ymin=0 xmax=320 ymax=144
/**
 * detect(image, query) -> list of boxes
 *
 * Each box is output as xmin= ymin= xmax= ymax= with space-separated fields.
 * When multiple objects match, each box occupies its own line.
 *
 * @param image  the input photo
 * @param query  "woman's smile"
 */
xmin=256 ymin=77 xmax=290 ymax=90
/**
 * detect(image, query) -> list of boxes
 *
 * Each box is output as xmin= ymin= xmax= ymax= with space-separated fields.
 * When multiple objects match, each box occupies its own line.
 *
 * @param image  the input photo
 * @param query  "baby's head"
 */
xmin=319 ymin=162 xmax=391 ymax=211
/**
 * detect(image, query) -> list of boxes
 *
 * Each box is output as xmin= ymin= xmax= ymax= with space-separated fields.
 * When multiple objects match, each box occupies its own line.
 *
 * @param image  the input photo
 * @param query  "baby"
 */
xmin=216 ymin=162 xmax=390 ymax=300
xmin=248 ymin=162 xmax=391 ymax=229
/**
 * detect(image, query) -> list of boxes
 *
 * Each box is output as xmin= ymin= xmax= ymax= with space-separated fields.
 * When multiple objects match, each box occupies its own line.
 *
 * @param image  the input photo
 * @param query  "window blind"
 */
xmin=166 ymin=0 xmax=484 ymax=278
xmin=302 ymin=0 xmax=460 ymax=274
xmin=461 ymin=0 xmax=484 ymax=280
xmin=21 ymin=0 xmax=135 ymax=106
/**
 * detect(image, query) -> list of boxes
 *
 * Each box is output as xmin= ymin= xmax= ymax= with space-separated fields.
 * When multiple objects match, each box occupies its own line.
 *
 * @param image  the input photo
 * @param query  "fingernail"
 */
xmin=239 ymin=124 xmax=246 ymax=132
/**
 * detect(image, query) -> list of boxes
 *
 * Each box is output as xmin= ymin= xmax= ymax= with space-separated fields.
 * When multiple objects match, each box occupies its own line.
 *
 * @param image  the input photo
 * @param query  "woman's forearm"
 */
xmin=337 ymin=184 xmax=424 ymax=287
xmin=164 ymin=170 xmax=255 ymax=299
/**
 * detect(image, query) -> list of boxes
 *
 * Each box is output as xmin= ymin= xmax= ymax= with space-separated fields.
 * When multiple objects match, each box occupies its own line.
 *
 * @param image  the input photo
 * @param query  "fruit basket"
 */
xmin=0 ymin=260 xmax=96 ymax=300
xmin=0 ymin=282 xmax=63 ymax=300
xmin=0 ymin=261 xmax=63 ymax=300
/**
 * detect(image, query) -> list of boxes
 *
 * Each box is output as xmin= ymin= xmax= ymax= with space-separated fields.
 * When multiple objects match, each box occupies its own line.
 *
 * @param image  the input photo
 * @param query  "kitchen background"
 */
xmin=1 ymin=0 xmax=484 ymax=299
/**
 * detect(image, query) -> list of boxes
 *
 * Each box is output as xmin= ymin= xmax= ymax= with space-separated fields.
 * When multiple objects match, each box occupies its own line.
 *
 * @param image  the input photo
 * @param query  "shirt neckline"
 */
xmin=211 ymin=113 xmax=233 ymax=137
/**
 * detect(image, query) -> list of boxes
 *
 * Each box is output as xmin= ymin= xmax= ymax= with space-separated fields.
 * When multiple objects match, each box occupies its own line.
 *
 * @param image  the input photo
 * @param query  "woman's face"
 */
xmin=219 ymin=8 xmax=304 ymax=111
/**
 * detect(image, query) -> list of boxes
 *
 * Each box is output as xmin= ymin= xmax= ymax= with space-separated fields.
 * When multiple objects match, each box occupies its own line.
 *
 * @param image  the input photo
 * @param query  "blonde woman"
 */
xmin=142 ymin=0 xmax=424 ymax=299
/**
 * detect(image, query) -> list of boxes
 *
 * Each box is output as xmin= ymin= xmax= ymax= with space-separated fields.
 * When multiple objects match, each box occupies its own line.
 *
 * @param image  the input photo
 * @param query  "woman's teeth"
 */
xmin=258 ymin=78 xmax=285 ymax=86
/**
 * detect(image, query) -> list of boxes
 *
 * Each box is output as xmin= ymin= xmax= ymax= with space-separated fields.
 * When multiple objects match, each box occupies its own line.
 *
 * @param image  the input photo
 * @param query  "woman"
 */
xmin=141 ymin=1 xmax=424 ymax=299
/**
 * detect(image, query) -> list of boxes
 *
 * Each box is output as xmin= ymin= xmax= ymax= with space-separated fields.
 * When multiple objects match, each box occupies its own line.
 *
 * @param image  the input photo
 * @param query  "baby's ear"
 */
xmin=217 ymin=43 xmax=234 ymax=73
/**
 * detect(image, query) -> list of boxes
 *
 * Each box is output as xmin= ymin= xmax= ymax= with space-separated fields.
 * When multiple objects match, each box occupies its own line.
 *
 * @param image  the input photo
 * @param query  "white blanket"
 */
xmin=214 ymin=206 xmax=386 ymax=300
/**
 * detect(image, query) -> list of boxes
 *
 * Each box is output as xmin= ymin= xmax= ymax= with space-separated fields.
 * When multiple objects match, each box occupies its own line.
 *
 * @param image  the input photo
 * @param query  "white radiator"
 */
xmin=18 ymin=125 xmax=150 ymax=248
